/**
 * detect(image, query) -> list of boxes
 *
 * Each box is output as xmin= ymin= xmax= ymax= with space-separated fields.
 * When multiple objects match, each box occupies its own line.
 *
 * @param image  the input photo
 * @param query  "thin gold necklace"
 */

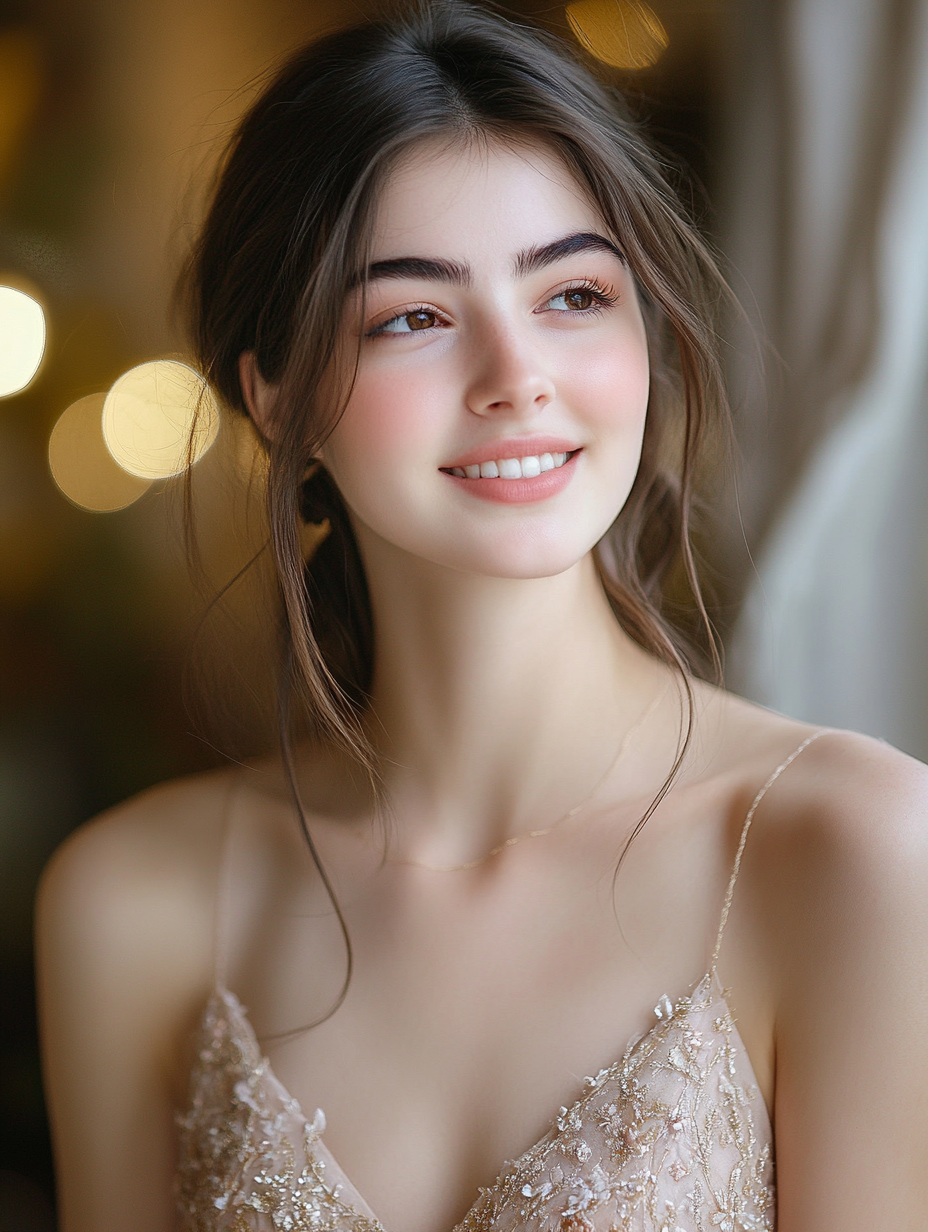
xmin=390 ymin=682 xmax=668 ymax=873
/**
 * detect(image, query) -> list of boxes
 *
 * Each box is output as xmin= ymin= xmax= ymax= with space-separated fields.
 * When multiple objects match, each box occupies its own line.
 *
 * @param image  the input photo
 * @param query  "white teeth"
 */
xmin=451 ymin=451 xmax=573 ymax=479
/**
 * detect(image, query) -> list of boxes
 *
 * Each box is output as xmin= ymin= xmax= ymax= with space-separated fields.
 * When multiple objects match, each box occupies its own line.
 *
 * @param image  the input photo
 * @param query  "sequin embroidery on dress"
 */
xmin=175 ymin=732 xmax=824 ymax=1232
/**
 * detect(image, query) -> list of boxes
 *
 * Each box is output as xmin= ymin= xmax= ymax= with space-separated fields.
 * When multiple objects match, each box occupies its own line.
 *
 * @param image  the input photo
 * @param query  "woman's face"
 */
xmin=320 ymin=139 xmax=650 ymax=579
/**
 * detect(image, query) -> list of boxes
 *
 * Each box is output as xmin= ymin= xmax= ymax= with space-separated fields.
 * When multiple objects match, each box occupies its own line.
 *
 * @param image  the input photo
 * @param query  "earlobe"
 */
xmin=239 ymin=351 xmax=279 ymax=439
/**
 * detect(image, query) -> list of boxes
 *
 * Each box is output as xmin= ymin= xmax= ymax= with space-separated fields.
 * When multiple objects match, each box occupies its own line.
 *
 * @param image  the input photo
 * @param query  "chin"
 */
xmin=405 ymin=528 xmax=603 ymax=580
xmin=350 ymin=495 xmax=626 ymax=582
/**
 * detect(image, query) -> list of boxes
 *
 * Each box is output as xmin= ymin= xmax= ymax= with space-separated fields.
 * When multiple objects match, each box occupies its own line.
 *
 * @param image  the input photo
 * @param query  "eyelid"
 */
xmin=538 ymin=277 xmax=620 ymax=311
xmin=366 ymin=302 xmax=451 ymax=336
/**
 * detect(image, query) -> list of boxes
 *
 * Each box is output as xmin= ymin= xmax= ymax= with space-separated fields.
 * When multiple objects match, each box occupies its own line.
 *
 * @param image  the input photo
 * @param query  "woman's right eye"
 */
xmin=369 ymin=308 xmax=446 ymax=336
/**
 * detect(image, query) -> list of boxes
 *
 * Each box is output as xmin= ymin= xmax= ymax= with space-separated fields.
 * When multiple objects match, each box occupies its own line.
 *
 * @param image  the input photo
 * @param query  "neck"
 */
xmin=355 ymin=526 xmax=668 ymax=866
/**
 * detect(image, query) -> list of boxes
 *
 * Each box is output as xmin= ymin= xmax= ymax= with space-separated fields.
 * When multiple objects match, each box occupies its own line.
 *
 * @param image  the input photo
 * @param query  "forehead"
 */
xmin=370 ymin=138 xmax=606 ymax=264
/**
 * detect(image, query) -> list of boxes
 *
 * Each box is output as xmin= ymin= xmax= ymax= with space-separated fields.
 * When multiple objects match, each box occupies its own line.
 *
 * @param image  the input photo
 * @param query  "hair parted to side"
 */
xmin=180 ymin=1 xmax=730 ymax=1014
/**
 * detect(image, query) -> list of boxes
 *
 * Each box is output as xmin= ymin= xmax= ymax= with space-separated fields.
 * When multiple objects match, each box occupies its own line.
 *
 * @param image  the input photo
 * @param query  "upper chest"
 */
xmin=209 ymin=775 xmax=775 ymax=1231
xmin=178 ymin=976 xmax=775 ymax=1232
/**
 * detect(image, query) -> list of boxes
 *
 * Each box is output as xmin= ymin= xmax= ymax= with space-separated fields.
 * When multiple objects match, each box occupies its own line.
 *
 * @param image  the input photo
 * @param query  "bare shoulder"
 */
xmin=734 ymin=706 xmax=928 ymax=871
xmin=769 ymin=724 xmax=928 ymax=930
xmin=39 ymin=768 xmax=236 ymax=958
xmin=709 ymin=693 xmax=928 ymax=978
xmin=789 ymin=723 xmax=928 ymax=826
xmin=706 ymin=686 xmax=928 ymax=837
xmin=709 ymin=707 xmax=928 ymax=1219
xmin=36 ymin=768 xmax=240 ymax=1085
xmin=35 ymin=769 xmax=248 ymax=1229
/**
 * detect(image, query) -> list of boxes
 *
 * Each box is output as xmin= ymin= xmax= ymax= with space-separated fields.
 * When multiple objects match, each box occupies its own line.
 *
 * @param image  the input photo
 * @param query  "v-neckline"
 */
xmin=209 ymin=968 xmax=766 ymax=1232
xmin=194 ymin=732 xmax=825 ymax=1229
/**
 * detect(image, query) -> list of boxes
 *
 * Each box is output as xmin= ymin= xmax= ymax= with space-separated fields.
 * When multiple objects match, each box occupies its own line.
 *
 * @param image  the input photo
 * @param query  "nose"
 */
xmin=464 ymin=321 xmax=556 ymax=419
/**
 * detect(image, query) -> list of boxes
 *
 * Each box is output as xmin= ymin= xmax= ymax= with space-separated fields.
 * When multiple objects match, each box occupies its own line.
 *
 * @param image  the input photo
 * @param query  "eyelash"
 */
xmin=367 ymin=303 xmax=449 ymax=338
xmin=547 ymin=279 xmax=619 ymax=315
xmin=366 ymin=278 xmax=619 ymax=337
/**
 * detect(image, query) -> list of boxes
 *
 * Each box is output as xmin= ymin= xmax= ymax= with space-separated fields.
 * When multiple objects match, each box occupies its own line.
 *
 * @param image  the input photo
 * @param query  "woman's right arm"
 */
xmin=35 ymin=778 xmax=224 ymax=1232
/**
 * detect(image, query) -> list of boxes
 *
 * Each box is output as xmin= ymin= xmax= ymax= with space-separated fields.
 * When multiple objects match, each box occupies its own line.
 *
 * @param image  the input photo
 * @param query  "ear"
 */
xmin=239 ymin=351 xmax=278 ymax=439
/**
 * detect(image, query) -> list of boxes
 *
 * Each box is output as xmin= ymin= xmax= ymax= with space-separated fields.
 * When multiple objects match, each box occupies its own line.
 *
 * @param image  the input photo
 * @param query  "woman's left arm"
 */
xmin=770 ymin=732 xmax=928 ymax=1229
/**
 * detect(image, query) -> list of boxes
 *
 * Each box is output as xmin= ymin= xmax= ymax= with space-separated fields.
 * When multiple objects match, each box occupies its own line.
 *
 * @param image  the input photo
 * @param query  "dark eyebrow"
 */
xmin=356 ymin=232 xmax=621 ymax=291
xmin=513 ymin=231 xmax=624 ymax=277
xmin=361 ymin=256 xmax=473 ymax=288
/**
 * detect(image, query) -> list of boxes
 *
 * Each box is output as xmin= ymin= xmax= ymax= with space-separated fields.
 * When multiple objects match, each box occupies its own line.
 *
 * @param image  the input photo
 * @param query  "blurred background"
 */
xmin=0 ymin=0 xmax=925 ymax=1225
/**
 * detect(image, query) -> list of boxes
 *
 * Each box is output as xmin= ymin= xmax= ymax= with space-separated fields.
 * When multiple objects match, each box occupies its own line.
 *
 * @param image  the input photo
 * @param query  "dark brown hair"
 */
xmin=181 ymin=1 xmax=728 ymax=1015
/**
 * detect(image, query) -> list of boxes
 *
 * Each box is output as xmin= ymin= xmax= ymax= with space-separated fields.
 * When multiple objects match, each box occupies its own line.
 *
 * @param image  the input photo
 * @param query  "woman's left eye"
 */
xmin=545 ymin=284 xmax=617 ymax=314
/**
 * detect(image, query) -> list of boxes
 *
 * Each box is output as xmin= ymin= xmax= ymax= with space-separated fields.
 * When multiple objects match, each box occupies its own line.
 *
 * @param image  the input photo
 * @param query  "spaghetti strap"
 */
xmin=213 ymin=773 xmax=241 ymax=991
xmin=710 ymin=729 xmax=828 ymax=975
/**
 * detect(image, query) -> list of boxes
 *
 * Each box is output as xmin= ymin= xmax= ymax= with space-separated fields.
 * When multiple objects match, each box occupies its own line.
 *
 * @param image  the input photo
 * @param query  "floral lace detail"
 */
xmin=175 ymin=976 xmax=773 ymax=1232
xmin=175 ymin=990 xmax=381 ymax=1231
xmin=454 ymin=974 xmax=773 ymax=1232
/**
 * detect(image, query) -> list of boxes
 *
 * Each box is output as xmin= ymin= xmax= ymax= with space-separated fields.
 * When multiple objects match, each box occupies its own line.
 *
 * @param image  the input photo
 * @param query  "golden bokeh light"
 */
xmin=566 ymin=0 xmax=669 ymax=70
xmin=49 ymin=394 xmax=152 ymax=512
xmin=102 ymin=359 xmax=220 ymax=480
xmin=0 ymin=285 xmax=46 ymax=397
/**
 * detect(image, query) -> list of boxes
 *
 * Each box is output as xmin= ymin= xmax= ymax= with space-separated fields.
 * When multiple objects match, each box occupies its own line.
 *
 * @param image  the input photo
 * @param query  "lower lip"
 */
xmin=441 ymin=451 xmax=580 ymax=504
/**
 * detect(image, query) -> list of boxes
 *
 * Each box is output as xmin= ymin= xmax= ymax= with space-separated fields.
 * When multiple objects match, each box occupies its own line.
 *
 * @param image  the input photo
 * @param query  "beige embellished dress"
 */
xmin=176 ymin=734 xmax=822 ymax=1231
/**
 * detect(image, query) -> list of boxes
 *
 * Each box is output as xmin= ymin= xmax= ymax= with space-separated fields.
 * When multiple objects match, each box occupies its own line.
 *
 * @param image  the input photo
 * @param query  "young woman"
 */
xmin=36 ymin=5 xmax=928 ymax=1230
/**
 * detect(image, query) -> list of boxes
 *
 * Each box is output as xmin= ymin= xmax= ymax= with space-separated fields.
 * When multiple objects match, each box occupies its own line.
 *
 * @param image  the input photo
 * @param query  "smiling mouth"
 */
xmin=441 ymin=450 xmax=578 ymax=480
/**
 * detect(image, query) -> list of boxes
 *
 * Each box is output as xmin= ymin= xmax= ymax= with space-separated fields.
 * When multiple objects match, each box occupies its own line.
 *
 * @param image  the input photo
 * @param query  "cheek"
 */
xmin=568 ymin=329 xmax=651 ymax=440
xmin=326 ymin=363 xmax=443 ymax=479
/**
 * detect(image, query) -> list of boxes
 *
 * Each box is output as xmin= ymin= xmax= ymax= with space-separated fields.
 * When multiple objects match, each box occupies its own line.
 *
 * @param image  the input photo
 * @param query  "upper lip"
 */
xmin=441 ymin=436 xmax=582 ymax=470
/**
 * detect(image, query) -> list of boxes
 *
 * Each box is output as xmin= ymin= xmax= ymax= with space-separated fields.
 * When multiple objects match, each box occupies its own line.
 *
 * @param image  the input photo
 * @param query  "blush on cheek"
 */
xmin=575 ymin=344 xmax=650 ymax=434
xmin=332 ymin=369 xmax=438 ymax=470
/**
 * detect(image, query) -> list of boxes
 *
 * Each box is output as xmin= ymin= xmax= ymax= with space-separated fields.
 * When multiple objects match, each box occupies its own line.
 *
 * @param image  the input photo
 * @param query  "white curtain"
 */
xmin=729 ymin=0 xmax=928 ymax=760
